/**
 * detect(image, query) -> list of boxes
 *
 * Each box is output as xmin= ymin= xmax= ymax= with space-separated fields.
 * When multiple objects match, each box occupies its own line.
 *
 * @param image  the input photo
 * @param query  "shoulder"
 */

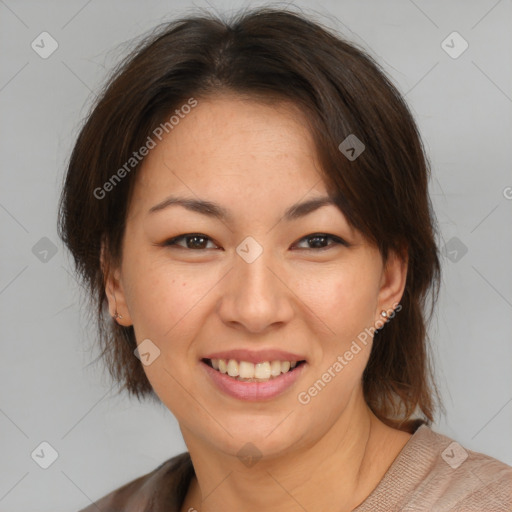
xmin=77 ymin=451 xmax=193 ymax=512
xmin=357 ymin=425 xmax=512 ymax=511
xmin=419 ymin=426 xmax=512 ymax=510
xmin=397 ymin=426 xmax=512 ymax=510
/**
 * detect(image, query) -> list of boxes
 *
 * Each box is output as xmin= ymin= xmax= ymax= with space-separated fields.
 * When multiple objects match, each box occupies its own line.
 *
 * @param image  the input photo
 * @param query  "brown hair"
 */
xmin=58 ymin=6 xmax=442 ymax=432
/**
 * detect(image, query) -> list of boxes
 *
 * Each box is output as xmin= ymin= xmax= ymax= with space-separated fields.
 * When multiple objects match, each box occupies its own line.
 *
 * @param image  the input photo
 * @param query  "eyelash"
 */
xmin=161 ymin=233 xmax=349 ymax=251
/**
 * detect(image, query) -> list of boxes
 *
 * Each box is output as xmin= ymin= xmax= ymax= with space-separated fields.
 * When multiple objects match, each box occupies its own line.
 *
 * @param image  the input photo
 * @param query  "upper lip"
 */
xmin=202 ymin=349 xmax=307 ymax=364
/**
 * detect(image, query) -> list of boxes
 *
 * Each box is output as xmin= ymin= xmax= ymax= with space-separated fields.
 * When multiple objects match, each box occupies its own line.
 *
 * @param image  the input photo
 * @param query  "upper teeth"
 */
xmin=211 ymin=359 xmax=298 ymax=379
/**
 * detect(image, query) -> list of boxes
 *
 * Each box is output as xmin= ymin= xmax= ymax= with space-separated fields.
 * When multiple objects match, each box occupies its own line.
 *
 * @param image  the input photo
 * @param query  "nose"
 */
xmin=217 ymin=244 xmax=295 ymax=334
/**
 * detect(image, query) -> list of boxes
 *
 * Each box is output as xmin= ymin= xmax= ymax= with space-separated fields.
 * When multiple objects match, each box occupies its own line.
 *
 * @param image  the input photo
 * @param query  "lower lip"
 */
xmin=200 ymin=360 xmax=307 ymax=401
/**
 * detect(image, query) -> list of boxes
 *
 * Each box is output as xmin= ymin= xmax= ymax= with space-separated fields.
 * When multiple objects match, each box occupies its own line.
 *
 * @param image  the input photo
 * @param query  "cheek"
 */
xmin=121 ymin=249 xmax=217 ymax=343
xmin=293 ymin=264 xmax=377 ymax=417
xmin=292 ymin=259 xmax=379 ymax=342
xmin=121 ymin=253 xmax=219 ymax=404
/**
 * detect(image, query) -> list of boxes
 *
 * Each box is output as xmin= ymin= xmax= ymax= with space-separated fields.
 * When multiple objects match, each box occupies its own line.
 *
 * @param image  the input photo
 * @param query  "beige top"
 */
xmin=78 ymin=424 xmax=512 ymax=511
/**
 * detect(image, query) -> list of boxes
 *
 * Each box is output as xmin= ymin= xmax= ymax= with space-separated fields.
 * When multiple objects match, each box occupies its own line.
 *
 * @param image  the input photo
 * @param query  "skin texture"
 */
xmin=104 ymin=94 xmax=412 ymax=512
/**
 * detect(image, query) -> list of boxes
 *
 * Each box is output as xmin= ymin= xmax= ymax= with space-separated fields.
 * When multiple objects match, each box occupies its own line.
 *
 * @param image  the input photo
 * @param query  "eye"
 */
xmin=293 ymin=233 xmax=348 ymax=251
xmin=163 ymin=233 xmax=219 ymax=250
xmin=161 ymin=232 xmax=349 ymax=251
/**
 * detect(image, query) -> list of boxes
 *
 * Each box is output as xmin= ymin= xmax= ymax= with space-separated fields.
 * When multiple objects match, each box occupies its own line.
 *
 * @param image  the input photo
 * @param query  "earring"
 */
xmin=380 ymin=310 xmax=388 ymax=318
xmin=111 ymin=289 xmax=123 ymax=321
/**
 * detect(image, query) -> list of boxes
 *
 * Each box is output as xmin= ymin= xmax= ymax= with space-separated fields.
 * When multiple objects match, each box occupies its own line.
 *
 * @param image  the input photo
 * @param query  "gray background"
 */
xmin=1 ymin=0 xmax=511 ymax=510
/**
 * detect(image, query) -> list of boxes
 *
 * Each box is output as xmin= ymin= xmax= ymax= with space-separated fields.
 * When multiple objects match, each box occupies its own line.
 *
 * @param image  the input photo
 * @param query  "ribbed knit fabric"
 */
xmin=352 ymin=425 xmax=512 ymax=511
xmin=78 ymin=425 xmax=512 ymax=511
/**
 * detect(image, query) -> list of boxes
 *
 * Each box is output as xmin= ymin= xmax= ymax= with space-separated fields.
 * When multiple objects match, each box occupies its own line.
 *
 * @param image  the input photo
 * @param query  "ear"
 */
xmin=375 ymin=246 xmax=408 ymax=323
xmin=100 ymin=241 xmax=133 ymax=326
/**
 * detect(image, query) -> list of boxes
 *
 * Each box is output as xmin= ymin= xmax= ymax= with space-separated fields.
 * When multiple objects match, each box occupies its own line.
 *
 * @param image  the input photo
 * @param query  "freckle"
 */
xmin=182 ymin=282 xmax=186 ymax=286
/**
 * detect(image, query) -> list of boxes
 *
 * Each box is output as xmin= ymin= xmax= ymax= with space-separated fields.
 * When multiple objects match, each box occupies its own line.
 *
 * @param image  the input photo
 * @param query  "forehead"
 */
xmin=129 ymin=95 xmax=332 ymax=222
xmin=139 ymin=96 xmax=321 ymax=188
xmin=167 ymin=93 xmax=315 ymax=152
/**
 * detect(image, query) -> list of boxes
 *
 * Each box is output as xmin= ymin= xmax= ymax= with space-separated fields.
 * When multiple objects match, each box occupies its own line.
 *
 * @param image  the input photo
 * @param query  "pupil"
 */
xmin=188 ymin=235 xmax=206 ymax=249
xmin=309 ymin=235 xmax=326 ymax=248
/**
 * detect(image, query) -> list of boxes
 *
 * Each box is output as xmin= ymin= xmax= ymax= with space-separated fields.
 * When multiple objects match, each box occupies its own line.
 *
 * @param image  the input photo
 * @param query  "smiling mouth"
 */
xmin=201 ymin=358 xmax=307 ymax=382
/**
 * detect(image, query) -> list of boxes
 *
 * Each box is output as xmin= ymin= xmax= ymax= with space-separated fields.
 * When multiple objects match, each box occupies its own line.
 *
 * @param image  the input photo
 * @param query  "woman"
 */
xmin=58 ymin=6 xmax=511 ymax=512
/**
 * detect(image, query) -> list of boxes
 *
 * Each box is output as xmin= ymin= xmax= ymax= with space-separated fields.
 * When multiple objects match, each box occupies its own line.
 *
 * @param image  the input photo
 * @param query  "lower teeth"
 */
xmin=219 ymin=367 xmax=299 ymax=382
xmin=231 ymin=375 xmax=277 ymax=382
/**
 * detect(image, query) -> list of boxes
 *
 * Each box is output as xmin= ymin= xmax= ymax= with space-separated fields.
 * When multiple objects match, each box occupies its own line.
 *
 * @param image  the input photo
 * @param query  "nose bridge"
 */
xmin=236 ymin=235 xmax=281 ymax=303
xmin=238 ymin=243 xmax=276 ymax=294
xmin=220 ymin=235 xmax=293 ymax=331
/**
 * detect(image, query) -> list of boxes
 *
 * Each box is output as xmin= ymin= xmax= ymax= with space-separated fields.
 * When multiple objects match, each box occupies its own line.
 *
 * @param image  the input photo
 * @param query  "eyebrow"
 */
xmin=147 ymin=194 xmax=339 ymax=223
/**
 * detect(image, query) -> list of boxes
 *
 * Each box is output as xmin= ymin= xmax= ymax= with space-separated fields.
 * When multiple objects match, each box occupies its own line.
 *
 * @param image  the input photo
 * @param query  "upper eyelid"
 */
xmin=293 ymin=233 xmax=348 ymax=249
xmin=166 ymin=233 xmax=347 ymax=249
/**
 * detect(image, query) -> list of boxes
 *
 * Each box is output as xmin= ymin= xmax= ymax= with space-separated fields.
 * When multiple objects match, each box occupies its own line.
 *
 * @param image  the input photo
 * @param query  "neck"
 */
xmin=180 ymin=389 xmax=411 ymax=512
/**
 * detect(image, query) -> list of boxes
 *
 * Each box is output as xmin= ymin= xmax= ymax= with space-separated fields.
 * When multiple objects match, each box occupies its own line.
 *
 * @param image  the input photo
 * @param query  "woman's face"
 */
xmin=107 ymin=94 xmax=406 ymax=458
